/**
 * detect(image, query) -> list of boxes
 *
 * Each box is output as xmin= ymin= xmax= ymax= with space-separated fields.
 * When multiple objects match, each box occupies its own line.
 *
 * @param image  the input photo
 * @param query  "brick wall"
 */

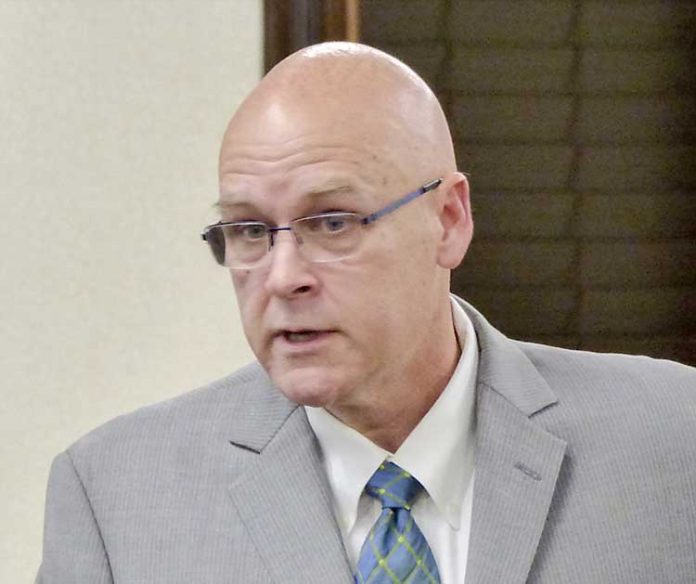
xmin=361 ymin=0 xmax=696 ymax=365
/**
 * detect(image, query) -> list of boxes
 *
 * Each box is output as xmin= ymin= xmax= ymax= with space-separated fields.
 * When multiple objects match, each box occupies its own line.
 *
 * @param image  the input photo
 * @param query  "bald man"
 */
xmin=37 ymin=43 xmax=696 ymax=584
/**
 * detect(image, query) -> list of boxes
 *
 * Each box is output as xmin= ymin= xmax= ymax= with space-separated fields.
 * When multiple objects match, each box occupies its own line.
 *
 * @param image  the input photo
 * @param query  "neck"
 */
xmin=328 ymin=304 xmax=461 ymax=453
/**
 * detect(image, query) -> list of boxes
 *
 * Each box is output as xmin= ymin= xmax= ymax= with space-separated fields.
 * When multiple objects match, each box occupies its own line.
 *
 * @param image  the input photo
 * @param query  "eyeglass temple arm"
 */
xmin=361 ymin=179 xmax=442 ymax=225
xmin=200 ymin=178 xmax=443 ymax=238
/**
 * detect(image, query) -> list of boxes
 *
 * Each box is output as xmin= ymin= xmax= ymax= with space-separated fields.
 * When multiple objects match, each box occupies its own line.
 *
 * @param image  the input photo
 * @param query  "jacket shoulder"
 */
xmin=517 ymin=341 xmax=695 ymax=400
xmin=65 ymin=362 xmax=270 ymax=473
xmin=514 ymin=341 xmax=696 ymax=453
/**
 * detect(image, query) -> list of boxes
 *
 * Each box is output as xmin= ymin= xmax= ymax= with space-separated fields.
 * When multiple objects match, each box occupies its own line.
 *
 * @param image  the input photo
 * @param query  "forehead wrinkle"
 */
xmin=220 ymin=147 xmax=386 ymax=201
xmin=220 ymin=139 xmax=388 ymax=175
xmin=219 ymin=134 xmax=322 ymax=168
xmin=215 ymin=183 xmax=369 ymax=215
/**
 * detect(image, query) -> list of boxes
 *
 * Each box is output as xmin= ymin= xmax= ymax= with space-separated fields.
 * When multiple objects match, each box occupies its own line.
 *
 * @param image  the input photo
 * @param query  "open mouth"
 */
xmin=283 ymin=330 xmax=324 ymax=342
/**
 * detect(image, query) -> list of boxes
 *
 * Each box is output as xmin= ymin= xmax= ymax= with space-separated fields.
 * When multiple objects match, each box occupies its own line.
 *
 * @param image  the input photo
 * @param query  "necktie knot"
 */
xmin=365 ymin=461 xmax=424 ymax=510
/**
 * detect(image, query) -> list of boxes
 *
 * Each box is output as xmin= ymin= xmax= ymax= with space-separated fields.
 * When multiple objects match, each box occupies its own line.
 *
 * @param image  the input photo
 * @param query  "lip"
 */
xmin=272 ymin=329 xmax=337 ymax=353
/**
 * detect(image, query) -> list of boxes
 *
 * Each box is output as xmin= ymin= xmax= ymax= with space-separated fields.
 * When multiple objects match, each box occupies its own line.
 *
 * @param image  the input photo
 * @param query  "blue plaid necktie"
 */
xmin=355 ymin=462 xmax=441 ymax=583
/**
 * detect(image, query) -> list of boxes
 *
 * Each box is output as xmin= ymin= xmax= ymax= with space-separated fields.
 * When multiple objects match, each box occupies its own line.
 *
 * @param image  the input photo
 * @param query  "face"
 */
xmin=218 ymin=114 xmax=448 ymax=412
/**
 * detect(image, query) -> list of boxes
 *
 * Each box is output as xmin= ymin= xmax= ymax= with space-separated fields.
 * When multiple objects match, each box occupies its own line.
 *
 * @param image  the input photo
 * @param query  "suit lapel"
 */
xmin=459 ymin=299 xmax=568 ymax=584
xmin=226 ymin=373 xmax=352 ymax=584
xmin=466 ymin=386 xmax=566 ymax=584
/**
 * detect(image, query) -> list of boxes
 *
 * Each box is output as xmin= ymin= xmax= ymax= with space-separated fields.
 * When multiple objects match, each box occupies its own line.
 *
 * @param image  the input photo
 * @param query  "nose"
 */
xmin=263 ymin=229 xmax=319 ymax=299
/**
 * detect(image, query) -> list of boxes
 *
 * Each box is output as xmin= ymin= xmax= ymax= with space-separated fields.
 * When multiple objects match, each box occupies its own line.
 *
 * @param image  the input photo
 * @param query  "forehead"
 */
xmin=217 ymin=134 xmax=404 ymax=213
xmin=215 ymin=180 xmax=372 ymax=217
xmin=217 ymin=84 xmax=416 ymax=216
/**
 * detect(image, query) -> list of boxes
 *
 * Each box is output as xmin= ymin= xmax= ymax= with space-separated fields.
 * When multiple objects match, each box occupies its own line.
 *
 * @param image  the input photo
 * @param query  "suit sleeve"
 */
xmin=35 ymin=451 xmax=113 ymax=584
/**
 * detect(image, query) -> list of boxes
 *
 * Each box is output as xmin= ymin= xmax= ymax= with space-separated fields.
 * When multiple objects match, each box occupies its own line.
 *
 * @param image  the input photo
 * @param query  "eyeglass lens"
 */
xmin=205 ymin=213 xmax=364 ymax=268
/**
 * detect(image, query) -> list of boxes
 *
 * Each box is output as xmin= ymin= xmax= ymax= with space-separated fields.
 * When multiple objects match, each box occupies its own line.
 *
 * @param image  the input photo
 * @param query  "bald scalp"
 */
xmin=221 ymin=42 xmax=457 ymax=187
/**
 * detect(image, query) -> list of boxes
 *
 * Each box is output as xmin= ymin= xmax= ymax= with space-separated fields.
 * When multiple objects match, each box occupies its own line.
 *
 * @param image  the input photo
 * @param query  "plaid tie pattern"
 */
xmin=355 ymin=462 xmax=441 ymax=583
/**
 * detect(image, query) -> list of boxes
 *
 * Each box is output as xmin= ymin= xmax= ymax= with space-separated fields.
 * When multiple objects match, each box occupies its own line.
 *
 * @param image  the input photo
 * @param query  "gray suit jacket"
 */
xmin=37 ymin=299 xmax=696 ymax=583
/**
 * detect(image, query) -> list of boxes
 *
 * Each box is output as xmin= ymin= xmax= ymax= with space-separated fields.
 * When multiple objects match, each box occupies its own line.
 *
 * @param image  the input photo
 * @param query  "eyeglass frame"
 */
xmin=201 ymin=177 xmax=443 ymax=268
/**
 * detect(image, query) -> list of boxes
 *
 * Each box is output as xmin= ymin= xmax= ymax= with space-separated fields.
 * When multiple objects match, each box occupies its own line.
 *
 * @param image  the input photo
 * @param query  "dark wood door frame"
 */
xmin=264 ymin=0 xmax=360 ymax=72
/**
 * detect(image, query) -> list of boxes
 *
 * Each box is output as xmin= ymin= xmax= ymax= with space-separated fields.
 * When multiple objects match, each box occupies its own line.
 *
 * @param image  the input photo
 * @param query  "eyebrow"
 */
xmin=213 ymin=184 xmax=359 ymax=213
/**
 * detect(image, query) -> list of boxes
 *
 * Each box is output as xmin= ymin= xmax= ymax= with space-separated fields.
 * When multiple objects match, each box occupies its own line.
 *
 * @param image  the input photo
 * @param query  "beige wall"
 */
xmin=0 ymin=1 xmax=261 ymax=580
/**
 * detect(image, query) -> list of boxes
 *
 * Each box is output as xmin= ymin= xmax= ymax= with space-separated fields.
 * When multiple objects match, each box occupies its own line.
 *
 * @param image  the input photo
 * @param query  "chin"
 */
xmin=269 ymin=364 xmax=348 ymax=408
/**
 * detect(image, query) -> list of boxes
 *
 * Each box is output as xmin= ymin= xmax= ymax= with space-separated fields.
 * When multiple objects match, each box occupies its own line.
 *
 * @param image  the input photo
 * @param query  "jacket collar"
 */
xmin=456 ymin=296 xmax=558 ymax=415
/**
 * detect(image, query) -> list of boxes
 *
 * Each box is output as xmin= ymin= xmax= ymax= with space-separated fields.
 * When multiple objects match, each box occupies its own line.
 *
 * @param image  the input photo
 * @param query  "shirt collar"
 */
xmin=306 ymin=296 xmax=478 ymax=532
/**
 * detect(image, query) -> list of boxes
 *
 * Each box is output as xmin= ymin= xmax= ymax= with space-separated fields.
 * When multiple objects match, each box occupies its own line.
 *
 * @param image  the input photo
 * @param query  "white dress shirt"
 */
xmin=305 ymin=297 xmax=478 ymax=584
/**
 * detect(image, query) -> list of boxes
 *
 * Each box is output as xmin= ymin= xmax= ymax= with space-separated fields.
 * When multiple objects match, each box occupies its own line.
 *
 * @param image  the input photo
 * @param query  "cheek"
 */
xmin=338 ymin=265 xmax=401 ymax=340
xmin=230 ymin=275 xmax=248 ymax=314
xmin=229 ymin=268 xmax=251 ymax=291
xmin=230 ymin=268 xmax=264 ymax=304
xmin=351 ymin=235 xmax=439 ymax=336
xmin=230 ymin=272 xmax=264 ymax=339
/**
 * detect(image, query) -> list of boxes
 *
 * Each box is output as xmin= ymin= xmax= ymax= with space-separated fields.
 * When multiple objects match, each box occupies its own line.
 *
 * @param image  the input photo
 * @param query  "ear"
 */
xmin=435 ymin=172 xmax=473 ymax=270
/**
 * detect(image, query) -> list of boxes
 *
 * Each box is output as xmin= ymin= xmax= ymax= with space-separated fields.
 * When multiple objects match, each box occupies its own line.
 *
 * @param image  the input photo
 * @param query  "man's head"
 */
xmin=216 ymin=42 xmax=473 ymax=417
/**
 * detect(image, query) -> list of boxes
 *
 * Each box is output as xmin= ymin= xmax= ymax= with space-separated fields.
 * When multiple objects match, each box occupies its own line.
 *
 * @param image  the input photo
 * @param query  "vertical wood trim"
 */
xmin=263 ymin=0 xmax=289 ymax=73
xmin=344 ymin=0 xmax=361 ymax=41
xmin=265 ymin=0 xmax=362 ymax=71
xmin=264 ymin=0 xmax=323 ymax=72
xmin=323 ymin=0 xmax=361 ymax=41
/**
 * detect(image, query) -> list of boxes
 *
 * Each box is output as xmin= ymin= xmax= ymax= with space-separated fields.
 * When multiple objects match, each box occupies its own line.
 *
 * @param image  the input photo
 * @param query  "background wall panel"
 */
xmin=362 ymin=0 xmax=696 ymax=364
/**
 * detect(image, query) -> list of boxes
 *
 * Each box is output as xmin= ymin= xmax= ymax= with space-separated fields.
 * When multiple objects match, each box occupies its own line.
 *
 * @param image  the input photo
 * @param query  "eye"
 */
xmin=302 ymin=213 xmax=357 ymax=235
xmin=230 ymin=222 xmax=268 ymax=241
xmin=323 ymin=215 xmax=348 ymax=233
